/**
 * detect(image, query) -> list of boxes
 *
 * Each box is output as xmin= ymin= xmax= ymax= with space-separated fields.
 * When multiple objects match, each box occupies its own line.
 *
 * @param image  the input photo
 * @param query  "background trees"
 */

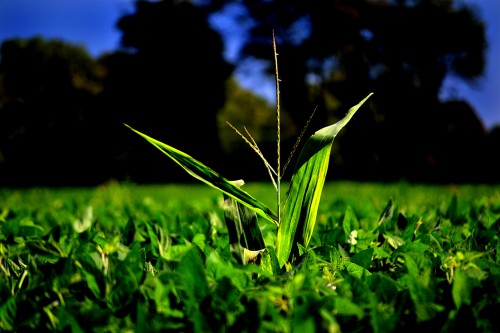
xmin=238 ymin=0 xmax=488 ymax=181
xmin=0 ymin=37 xmax=106 ymax=186
xmin=99 ymin=0 xmax=232 ymax=183
xmin=0 ymin=0 xmax=497 ymax=186
xmin=0 ymin=0 xmax=233 ymax=186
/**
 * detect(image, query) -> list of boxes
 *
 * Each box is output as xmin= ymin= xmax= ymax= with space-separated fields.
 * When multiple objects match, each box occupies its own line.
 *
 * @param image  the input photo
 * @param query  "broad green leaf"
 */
xmin=276 ymin=93 xmax=373 ymax=267
xmin=342 ymin=206 xmax=360 ymax=244
xmin=334 ymin=297 xmax=365 ymax=318
xmin=55 ymin=307 xmax=85 ymax=333
xmin=165 ymin=243 xmax=193 ymax=262
xmin=344 ymin=206 xmax=360 ymax=233
xmin=328 ymin=245 xmax=371 ymax=278
xmin=191 ymin=233 xmax=207 ymax=252
xmin=452 ymin=269 xmax=473 ymax=308
xmin=0 ymin=296 xmax=16 ymax=331
xmin=260 ymin=247 xmax=282 ymax=276
xmin=146 ymin=274 xmax=184 ymax=319
xmin=125 ymin=124 xmax=278 ymax=225
xmin=176 ymin=247 xmax=209 ymax=301
xmin=73 ymin=206 xmax=93 ymax=233
xmin=176 ymin=247 xmax=209 ymax=332
xmin=401 ymin=268 xmax=445 ymax=322
xmin=110 ymin=261 xmax=141 ymax=310
xmin=391 ymin=241 xmax=430 ymax=262
xmin=402 ymin=253 xmax=420 ymax=277
xmin=81 ymin=268 xmax=102 ymax=299
xmin=384 ymin=234 xmax=405 ymax=249
xmin=342 ymin=260 xmax=371 ymax=279
xmin=351 ymin=248 xmax=374 ymax=270
xmin=367 ymin=273 xmax=399 ymax=303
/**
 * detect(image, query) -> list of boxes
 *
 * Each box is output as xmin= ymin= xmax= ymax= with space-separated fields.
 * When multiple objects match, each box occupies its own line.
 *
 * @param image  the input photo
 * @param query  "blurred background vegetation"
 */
xmin=1 ymin=0 xmax=498 ymax=187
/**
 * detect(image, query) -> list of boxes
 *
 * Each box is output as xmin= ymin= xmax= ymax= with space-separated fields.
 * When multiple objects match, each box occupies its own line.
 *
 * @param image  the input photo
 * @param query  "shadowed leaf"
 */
xmin=222 ymin=183 xmax=266 ymax=264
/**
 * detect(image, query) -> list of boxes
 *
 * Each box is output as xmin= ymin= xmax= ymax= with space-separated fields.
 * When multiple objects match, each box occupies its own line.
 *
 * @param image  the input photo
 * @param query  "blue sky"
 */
xmin=0 ymin=0 xmax=498 ymax=130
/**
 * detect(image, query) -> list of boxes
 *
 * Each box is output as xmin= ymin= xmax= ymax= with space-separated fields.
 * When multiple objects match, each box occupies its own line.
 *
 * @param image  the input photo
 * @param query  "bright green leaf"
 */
xmin=125 ymin=124 xmax=278 ymax=225
xmin=276 ymin=93 xmax=373 ymax=267
xmin=342 ymin=206 xmax=360 ymax=238
xmin=452 ymin=269 xmax=472 ymax=308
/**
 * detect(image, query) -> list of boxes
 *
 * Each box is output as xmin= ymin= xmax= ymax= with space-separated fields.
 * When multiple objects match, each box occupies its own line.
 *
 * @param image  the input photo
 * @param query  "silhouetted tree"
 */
xmin=0 ymin=37 xmax=107 ymax=186
xmin=101 ymin=0 xmax=233 ymax=183
xmin=432 ymin=100 xmax=487 ymax=182
xmin=238 ymin=0 xmax=488 ymax=182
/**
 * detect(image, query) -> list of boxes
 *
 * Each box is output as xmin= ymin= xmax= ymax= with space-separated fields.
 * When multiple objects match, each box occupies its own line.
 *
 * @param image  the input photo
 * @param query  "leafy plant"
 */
xmin=1 ymin=182 xmax=499 ymax=331
xmin=125 ymin=37 xmax=373 ymax=270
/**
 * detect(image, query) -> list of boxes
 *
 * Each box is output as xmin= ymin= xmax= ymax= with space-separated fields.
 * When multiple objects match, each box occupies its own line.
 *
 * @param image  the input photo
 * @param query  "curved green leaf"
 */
xmin=223 ymin=189 xmax=266 ymax=264
xmin=125 ymin=124 xmax=278 ymax=225
xmin=276 ymin=93 xmax=373 ymax=267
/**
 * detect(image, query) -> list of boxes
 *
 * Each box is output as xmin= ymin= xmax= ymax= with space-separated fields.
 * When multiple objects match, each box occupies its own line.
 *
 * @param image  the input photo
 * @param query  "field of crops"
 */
xmin=1 ymin=181 xmax=499 ymax=332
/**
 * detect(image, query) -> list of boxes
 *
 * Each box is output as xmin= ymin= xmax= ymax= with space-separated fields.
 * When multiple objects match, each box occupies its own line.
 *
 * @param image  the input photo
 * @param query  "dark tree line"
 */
xmin=100 ymin=0 xmax=232 ymax=183
xmin=238 ymin=0 xmax=493 ymax=182
xmin=0 ymin=0 xmax=498 ymax=187
xmin=0 ymin=0 xmax=231 ymax=186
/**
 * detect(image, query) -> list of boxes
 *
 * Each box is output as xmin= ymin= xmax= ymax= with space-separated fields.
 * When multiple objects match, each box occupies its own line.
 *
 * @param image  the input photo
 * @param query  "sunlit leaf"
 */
xmin=384 ymin=234 xmax=405 ymax=249
xmin=276 ymin=93 xmax=373 ymax=267
xmin=342 ymin=206 xmax=360 ymax=238
xmin=125 ymin=124 xmax=278 ymax=225
xmin=260 ymin=247 xmax=282 ymax=276
xmin=73 ymin=206 xmax=93 ymax=233
xmin=452 ymin=269 xmax=473 ymax=308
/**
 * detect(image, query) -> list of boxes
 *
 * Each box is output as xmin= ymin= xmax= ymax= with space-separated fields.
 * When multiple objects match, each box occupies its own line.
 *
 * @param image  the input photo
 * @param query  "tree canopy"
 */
xmin=0 ymin=37 xmax=106 ymax=186
xmin=100 ymin=0 xmax=233 ymax=182
xmin=238 ymin=0 xmax=488 ymax=181
xmin=0 ymin=0 xmax=497 ymax=186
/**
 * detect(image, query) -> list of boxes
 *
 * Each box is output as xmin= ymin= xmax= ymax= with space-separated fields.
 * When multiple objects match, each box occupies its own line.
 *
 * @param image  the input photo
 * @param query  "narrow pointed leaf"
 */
xmin=276 ymin=93 xmax=373 ymax=267
xmin=125 ymin=124 xmax=278 ymax=225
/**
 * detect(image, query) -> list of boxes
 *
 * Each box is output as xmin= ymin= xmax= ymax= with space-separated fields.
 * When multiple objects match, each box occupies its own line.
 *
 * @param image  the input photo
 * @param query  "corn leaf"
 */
xmin=125 ymin=124 xmax=278 ymax=225
xmin=222 ymin=185 xmax=266 ymax=264
xmin=276 ymin=93 xmax=373 ymax=267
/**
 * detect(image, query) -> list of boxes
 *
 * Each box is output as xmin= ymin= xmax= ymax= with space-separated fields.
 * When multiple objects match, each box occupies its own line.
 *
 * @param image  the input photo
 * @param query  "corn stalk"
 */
xmin=125 ymin=40 xmax=372 ymax=271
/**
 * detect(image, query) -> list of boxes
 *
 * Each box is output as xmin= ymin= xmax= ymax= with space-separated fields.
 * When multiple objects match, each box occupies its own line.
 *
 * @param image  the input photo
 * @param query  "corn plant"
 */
xmin=125 ymin=38 xmax=372 ymax=272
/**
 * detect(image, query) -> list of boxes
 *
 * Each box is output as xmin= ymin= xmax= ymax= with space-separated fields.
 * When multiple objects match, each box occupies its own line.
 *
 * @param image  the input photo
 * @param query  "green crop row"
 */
xmin=0 ymin=182 xmax=499 ymax=332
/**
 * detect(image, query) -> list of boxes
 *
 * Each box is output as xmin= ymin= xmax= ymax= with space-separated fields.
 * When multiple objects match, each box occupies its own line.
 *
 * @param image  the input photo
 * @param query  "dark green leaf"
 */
xmin=351 ymin=248 xmax=374 ymax=270
xmin=222 ymin=188 xmax=266 ymax=265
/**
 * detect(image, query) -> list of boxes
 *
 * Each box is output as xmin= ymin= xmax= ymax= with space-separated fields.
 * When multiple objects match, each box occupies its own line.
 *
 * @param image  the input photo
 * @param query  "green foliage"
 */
xmin=125 ymin=123 xmax=278 ymax=225
xmin=277 ymin=94 xmax=372 ymax=267
xmin=1 ymin=183 xmax=499 ymax=331
xmin=222 ymin=185 xmax=266 ymax=265
xmin=126 ymin=93 xmax=372 ymax=271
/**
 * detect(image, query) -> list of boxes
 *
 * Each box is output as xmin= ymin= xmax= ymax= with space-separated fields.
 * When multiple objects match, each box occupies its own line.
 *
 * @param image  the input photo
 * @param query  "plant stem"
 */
xmin=273 ymin=31 xmax=281 ymax=226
